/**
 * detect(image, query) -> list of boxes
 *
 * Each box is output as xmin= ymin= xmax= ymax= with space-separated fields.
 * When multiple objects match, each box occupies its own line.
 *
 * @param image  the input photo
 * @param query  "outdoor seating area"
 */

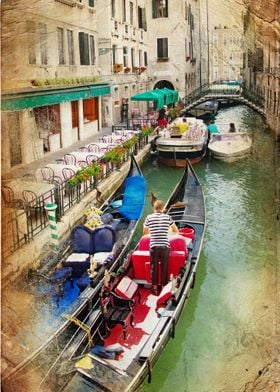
xmin=1 ymin=126 xmax=152 ymax=257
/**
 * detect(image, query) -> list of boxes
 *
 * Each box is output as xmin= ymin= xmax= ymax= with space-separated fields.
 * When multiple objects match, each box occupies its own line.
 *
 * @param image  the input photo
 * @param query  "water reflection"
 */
xmin=139 ymin=105 xmax=278 ymax=392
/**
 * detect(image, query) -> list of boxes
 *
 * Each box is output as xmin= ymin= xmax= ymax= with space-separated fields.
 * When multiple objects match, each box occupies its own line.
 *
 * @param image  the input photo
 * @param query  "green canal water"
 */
xmin=136 ymin=105 xmax=279 ymax=392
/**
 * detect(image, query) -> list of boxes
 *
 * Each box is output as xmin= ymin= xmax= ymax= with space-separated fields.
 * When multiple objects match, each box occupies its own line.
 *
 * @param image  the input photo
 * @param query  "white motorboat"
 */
xmin=208 ymin=132 xmax=252 ymax=162
xmin=154 ymin=117 xmax=209 ymax=167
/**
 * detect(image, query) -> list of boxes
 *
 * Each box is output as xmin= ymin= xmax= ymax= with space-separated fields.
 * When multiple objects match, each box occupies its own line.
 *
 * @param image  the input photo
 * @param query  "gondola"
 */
xmin=2 ymin=154 xmax=146 ymax=391
xmin=63 ymin=159 xmax=206 ymax=392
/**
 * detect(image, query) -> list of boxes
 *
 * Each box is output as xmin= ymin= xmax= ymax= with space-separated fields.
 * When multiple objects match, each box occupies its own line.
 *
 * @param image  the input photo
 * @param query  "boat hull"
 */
xmin=208 ymin=132 xmax=252 ymax=162
xmin=157 ymin=145 xmax=207 ymax=166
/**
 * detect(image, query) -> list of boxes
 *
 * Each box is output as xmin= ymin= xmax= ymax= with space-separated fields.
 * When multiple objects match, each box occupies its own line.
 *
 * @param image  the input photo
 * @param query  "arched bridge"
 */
xmin=183 ymin=83 xmax=265 ymax=117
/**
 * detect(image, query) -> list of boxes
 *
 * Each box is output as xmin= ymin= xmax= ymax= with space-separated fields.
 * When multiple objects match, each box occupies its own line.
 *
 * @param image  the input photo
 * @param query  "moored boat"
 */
xmin=63 ymin=159 xmax=206 ymax=392
xmin=2 ymin=155 xmax=146 ymax=391
xmin=184 ymin=99 xmax=219 ymax=119
xmin=154 ymin=117 xmax=208 ymax=167
xmin=208 ymin=132 xmax=252 ymax=162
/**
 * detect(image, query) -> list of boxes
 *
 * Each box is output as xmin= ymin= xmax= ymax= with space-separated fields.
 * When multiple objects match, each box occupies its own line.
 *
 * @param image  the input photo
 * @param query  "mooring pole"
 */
xmin=44 ymin=202 xmax=59 ymax=251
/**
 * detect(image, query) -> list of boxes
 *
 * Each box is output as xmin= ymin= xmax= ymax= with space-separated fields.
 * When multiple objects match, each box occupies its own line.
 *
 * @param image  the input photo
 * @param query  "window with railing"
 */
xmin=157 ymin=38 xmax=168 ymax=61
xmin=57 ymin=27 xmax=65 ymax=65
xmin=152 ymin=0 xmax=168 ymax=18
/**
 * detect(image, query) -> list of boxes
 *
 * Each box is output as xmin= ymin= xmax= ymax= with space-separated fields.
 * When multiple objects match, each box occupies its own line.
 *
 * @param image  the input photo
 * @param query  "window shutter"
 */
xmin=152 ymin=0 xmax=156 ymax=18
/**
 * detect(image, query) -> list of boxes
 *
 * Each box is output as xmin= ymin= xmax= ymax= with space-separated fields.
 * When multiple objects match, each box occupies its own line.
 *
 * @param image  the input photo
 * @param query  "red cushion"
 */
xmin=169 ymin=235 xmax=187 ymax=254
xmin=132 ymin=250 xmax=150 ymax=280
xmin=168 ymin=250 xmax=186 ymax=277
xmin=156 ymin=281 xmax=173 ymax=309
xmin=138 ymin=235 xmax=150 ymax=251
xmin=115 ymin=276 xmax=139 ymax=299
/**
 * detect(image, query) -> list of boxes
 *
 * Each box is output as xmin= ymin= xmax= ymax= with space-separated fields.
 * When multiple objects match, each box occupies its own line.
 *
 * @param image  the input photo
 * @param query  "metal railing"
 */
xmin=183 ymin=82 xmax=264 ymax=112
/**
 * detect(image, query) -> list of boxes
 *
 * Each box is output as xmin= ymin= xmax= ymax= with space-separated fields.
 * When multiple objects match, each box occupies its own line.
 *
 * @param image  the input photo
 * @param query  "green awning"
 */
xmin=131 ymin=88 xmax=178 ymax=108
xmin=162 ymin=87 xmax=179 ymax=104
xmin=1 ymin=83 xmax=110 ymax=111
xmin=131 ymin=90 xmax=165 ymax=109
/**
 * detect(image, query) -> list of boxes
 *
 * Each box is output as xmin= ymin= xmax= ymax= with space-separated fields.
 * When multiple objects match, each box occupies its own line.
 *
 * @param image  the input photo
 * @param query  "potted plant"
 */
xmin=68 ymin=162 xmax=102 ymax=187
xmin=124 ymin=67 xmax=131 ymax=73
xmin=103 ymin=146 xmax=125 ymax=169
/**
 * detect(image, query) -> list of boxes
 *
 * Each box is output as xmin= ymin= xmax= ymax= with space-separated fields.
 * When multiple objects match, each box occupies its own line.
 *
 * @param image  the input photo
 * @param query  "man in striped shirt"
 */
xmin=143 ymin=199 xmax=178 ymax=295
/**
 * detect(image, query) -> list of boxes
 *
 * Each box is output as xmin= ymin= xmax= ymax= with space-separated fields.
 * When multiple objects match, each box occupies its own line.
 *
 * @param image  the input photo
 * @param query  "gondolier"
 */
xmin=143 ymin=199 xmax=178 ymax=294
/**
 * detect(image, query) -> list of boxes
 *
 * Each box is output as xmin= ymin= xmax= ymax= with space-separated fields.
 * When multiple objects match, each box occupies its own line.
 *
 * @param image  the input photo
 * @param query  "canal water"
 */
xmin=136 ymin=105 xmax=279 ymax=392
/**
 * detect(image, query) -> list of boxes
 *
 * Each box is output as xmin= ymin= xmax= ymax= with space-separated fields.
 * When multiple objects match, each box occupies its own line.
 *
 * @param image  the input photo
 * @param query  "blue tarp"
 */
xmin=119 ymin=175 xmax=146 ymax=220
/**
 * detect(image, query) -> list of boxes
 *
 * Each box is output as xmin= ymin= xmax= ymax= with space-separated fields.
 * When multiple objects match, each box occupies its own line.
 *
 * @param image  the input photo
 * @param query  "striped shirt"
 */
xmin=144 ymin=212 xmax=174 ymax=248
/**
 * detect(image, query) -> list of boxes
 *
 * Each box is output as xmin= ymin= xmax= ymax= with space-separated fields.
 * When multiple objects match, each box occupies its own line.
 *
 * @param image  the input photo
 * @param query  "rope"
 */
xmin=63 ymin=314 xmax=93 ymax=347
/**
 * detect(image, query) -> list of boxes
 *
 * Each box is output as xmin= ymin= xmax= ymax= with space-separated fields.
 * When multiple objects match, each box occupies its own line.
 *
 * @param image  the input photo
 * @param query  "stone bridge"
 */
xmin=183 ymin=84 xmax=265 ymax=117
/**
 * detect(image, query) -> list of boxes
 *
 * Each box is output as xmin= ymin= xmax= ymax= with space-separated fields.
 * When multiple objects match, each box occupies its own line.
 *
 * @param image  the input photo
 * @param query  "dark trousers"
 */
xmin=150 ymin=246 xmax=170 ymax=287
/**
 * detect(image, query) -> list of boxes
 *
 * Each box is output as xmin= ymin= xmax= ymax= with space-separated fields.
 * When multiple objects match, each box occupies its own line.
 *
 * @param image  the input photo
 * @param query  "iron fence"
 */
xmin=2 ymin=137 xmax=150 ymax=257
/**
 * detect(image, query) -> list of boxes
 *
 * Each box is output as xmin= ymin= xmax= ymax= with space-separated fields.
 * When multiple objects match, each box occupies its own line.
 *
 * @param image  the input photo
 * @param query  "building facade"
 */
xmin=209 ymin=25 xmax=243 ymax=82
xmin=1 ymin=0 xmax=109 ymax=174
xmin=242 ymin=0 xmax=280 ymax=138
xmin=1 ymin=0 xmax=209 ymax=174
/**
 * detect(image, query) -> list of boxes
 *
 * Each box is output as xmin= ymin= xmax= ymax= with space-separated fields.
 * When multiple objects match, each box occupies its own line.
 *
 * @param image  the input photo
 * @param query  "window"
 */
xmin=71 ymin=101 xmax=78 ymax=129
xmin=157 ymin=38 xmax=168 ymax=60
xmin=152 ymin=0 xmax=168 ymax=18
xmin=83 ymin=98 xmax=98 ymax=122
xmin=27 ymin=21 xmax=36 ymax=64
xmin=122 ymin=0 xmax=126 ymax=22
xmin=112 ymin=44 xmax=117 ymax=65
xmin=57 ymin=27 xmax=65 ymax=65
xmin=130 ymin=1 xmax=133 ymax=25
xmin=79 ymin=32 xmax=90 ymax=65
xmin=131 ymin=48 xmax=135 ymax=68
xmin=90 ymin=35 xmax=95 ymax=65
xmin=138 ymin=6 xmax=147 ymax=30
xmin=34 ymin=105 xmax=61 ymax=152
xmin=144 ymin=51 xmax=148 ymax=66
xmin=39 ymin=23 xmax=48 ymax=65
xmin=67 ymin=30 xmax=74 ymax=65
xmin=123 ymin=47 xmax=128 ymax=67
xmin=112 ymin=0 xmax=116 ymax=17
xmin=88 ymin=0 xmax=94 ymax=6
xmin=139 ymin=50 xmax=142 ymax=66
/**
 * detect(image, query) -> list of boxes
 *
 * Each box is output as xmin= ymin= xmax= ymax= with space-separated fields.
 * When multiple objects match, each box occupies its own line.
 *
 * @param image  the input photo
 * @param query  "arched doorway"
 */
xmin=154 ymin=80 xmax=175 ymax=90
